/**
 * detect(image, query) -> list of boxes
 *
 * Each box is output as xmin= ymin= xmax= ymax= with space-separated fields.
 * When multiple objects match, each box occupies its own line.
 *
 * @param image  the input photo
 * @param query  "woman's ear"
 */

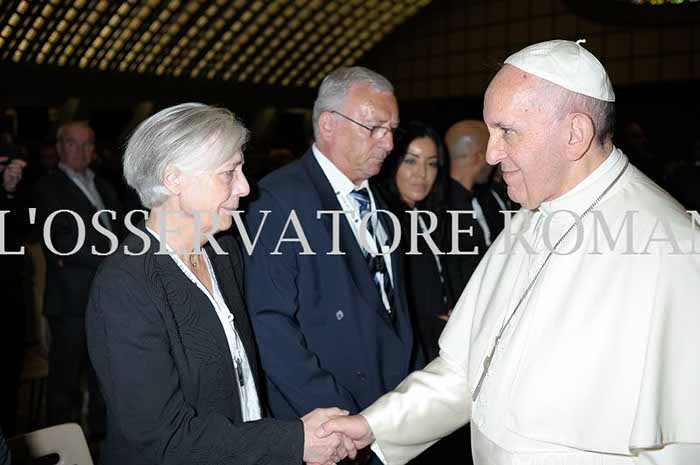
xmin=566 ymin=113 xmax=595 ymax=161
xmin=162 ymin=164 xmax=182 ymax=195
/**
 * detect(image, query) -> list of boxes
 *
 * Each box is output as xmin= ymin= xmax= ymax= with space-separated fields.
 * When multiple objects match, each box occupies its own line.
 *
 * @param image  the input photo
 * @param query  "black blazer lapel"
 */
xmin=56 ymin=170 xmax=100 ymax=215
xmin=139 ymin=223 xmax=240 ymax=411
xmin=301 ymin=151 xmax=386 ymax=318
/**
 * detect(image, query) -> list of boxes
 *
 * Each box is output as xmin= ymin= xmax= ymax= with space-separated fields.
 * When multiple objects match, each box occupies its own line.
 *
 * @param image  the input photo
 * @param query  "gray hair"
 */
xmin=312 ymin=66 xmax=394 ymax=140
xmin=123 ymin=103 xmax=249 ymax=208
xmin=534 ymin=79 xmax=615 ymax=146
xmin=56 ymin=121 xmax=94 ymax=144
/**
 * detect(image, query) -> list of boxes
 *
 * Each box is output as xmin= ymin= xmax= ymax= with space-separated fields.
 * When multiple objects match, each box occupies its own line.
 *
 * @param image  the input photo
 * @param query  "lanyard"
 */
xmin=471 ymin=197 xmax=492 ymax=246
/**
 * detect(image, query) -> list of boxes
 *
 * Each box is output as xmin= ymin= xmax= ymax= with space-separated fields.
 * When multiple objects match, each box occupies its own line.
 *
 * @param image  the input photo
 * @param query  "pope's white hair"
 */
xmin=533 ymin=78 xmax=615 ymax=146
xmin=123 ymin=103 xmax=249 ymax=208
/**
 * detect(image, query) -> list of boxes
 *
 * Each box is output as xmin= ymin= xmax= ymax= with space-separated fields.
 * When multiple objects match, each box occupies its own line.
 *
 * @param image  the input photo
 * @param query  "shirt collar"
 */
xmin=538 ymin=146 xmax=626 ymax=217
xmin=312 ymin=144 xmax=369 ymax=197
xmin=145 ymin=226 xmax=174 ymax=254
xmin=59 ymin=162 xmax=94 ymax=182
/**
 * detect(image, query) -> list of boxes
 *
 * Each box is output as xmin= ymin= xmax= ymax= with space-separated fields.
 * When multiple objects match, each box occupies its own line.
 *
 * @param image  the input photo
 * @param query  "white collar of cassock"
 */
xmin=537 ymin=146 xmax=624 ymax=219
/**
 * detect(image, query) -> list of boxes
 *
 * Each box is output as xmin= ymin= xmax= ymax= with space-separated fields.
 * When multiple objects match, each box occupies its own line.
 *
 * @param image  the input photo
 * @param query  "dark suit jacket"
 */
xmin=86 ymin=224 xmax=303 ymax=465
xmin=445 ymin=179 xmax=489 ymax=299
xmin=34 ymin=169 xmax=123 ymax=317
xmin=243 ymin=149 xmax=424 ymax=421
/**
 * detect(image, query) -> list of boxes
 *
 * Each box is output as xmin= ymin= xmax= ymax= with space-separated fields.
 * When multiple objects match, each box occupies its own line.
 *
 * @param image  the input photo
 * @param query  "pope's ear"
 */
xmin=566 ymin=113 xmax=595 ymax=161
xmin=162 ymin=164 xmax=182 ymax=195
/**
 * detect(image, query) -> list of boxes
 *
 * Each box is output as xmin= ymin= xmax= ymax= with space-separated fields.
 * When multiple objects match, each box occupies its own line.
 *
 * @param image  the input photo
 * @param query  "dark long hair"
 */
xmin=375 ymin=121 xmax=450 ymax=244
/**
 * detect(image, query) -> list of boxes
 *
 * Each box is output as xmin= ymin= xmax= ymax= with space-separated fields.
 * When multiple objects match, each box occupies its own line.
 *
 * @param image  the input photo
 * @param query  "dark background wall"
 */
xmin=361 ymin=0 xmax=700 ymax=163
xmin=1 ymin=0 xmax=699 ymax=167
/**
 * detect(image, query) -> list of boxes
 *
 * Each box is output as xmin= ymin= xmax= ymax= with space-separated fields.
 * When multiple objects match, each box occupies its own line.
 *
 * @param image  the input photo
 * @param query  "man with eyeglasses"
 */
xmin=34 ymin=121 xmax=122 ymax=439
xmin=245 ymin=67 xmax=424 ymax=464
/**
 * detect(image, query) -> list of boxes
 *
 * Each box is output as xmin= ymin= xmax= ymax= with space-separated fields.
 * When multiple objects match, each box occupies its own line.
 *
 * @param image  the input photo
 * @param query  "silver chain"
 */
xmin=472 ymin=160 xmax=629 ymax=401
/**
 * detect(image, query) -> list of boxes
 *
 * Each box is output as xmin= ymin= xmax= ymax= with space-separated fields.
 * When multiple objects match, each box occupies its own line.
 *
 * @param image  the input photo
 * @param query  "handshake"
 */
xmin=301 ymin=408 xmax=375 ymax=465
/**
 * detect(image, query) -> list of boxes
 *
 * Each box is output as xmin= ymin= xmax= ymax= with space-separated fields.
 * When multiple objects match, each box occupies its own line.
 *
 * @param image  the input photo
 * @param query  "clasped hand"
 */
xmin=303 ymin=409 xmax=374 ymax=465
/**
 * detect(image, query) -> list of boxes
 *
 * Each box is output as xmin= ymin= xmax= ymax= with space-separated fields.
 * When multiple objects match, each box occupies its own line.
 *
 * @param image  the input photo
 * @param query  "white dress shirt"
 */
xmin=312 ymin=145 xmax=394 ymax=310
xmin=147 ymin=227 xmax=262 ymax=422
xmin=59 ymin=162 xmax=111 ymax=229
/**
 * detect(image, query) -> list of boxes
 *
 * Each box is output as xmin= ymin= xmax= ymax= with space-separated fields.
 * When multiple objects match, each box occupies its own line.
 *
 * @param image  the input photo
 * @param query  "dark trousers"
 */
xmin=0 ymin=287 xmax=25 ymax=437
xmin=0 ymin=425 xmax=10 ymax=465
xmin=47 ymin=316 xmax=105 ymax=436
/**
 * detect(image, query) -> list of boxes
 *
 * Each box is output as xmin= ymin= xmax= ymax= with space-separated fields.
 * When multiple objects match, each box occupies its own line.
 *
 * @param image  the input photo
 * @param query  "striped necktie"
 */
xmin=350 ymin=188 xmax=394 ymax=318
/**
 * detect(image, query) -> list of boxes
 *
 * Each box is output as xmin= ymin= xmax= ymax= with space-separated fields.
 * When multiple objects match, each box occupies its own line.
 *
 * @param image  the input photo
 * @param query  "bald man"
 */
xmin=445 ymin=120 xmax=493 ymax=191
xmin=444 ymin=120 xmax=512 ymax=296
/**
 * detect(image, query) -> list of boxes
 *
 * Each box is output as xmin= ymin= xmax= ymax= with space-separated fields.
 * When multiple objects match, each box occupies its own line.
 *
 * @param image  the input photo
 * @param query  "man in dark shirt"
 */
xmin=34 ymin=122 xmax=122 ymax=438
xmin=445 ymin=120 xmax=514 ymax=295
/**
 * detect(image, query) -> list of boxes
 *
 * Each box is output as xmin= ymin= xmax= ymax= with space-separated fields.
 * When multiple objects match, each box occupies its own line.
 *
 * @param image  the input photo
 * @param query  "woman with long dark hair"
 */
xmin=376 ymin=121 xmax=454 ymax=361
xmin=376 ymin=120 xmax=471 ymax=465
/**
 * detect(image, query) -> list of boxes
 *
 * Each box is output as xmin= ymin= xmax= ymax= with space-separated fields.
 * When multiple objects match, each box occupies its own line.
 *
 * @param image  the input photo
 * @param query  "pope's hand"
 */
xmin=316 ymin=414 xmax=374 ymax=451
xmin=302 ymin=407 xmax=357 ymax=464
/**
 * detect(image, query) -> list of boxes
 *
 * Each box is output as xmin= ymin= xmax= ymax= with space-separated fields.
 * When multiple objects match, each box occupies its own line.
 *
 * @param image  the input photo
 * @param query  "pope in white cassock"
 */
xmin=317 ymin=39 xmax=700 ymax=465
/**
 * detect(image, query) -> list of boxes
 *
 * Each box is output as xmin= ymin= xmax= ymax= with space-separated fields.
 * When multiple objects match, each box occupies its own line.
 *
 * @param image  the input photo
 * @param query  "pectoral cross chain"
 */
xmin=472 ymin=342 xmax=497 ymax=401
xmin=470 ymin=160 xmax=630 ymax=404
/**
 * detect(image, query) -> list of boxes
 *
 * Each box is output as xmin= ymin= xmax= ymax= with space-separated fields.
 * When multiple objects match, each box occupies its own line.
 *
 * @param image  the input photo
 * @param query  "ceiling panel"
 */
xmin=0 ymin=0 xmax=432 ymax=87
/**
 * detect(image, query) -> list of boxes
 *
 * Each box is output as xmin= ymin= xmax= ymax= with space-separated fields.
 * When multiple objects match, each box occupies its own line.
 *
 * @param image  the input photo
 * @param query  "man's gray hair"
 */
xmin=56 ymin=121 xmax=94 ymax=143
xmin=535 ymin=79 xmax=615 ymax=146
xmin=123 ymin=103 xmax=249 ymax=208
xmin=312 ymin=66 xmax=394 ymax=140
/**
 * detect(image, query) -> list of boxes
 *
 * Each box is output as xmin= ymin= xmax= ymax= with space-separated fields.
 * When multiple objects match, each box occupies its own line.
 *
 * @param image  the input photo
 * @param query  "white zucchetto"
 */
xmin=504 ymin=39 xmax=615 ymax=102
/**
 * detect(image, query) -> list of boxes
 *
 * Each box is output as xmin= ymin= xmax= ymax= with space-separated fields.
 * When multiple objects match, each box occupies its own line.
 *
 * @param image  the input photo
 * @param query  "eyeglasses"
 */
xmin=331 ymin=111 xmax=403 ymax=140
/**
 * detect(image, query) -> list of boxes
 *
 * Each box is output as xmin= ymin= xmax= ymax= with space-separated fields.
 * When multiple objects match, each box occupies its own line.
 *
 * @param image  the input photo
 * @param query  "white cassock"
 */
xmin=362 ymin=148 xmax=700 ymax=465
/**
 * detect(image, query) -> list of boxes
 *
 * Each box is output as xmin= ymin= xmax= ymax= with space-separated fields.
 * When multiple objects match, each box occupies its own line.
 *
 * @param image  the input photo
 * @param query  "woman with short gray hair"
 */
xmin=123 ymin=103 xmax=248 ymax=209
xmin=86 ymin=103 xmax=353 ymax=465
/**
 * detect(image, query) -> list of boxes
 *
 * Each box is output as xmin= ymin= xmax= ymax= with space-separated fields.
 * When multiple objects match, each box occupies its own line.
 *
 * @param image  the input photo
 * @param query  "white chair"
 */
xmin=8 ymin=423 xmax=93 ymax=465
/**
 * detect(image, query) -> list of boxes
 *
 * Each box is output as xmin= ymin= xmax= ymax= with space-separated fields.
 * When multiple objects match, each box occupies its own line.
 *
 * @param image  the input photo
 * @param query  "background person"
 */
xmin=0 ymin=148 xmax=28 ymax=437
xmin=445 ymin=119 xmax=513 ymax=296
xmin=376 ymin=121 xmax=454 ymax=361
xmin=34 ymin=121 xmax=122 ymax=438
xmin=376 ymin=121 xmax=472 ymax=465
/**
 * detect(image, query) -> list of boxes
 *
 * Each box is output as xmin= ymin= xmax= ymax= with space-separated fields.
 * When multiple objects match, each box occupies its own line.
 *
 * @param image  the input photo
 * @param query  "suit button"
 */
xmin=336 ymin=310 xmax=344 ymax=320
xmin=356 ymin=371 xmax=367 ymax=381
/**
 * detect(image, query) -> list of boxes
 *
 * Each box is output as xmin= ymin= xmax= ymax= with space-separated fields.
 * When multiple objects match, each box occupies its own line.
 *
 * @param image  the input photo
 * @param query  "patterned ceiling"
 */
xmin=619 ymin=0 xmax=698 ymax=4
xmin=0 ymin=0 xmax=431 ymax=88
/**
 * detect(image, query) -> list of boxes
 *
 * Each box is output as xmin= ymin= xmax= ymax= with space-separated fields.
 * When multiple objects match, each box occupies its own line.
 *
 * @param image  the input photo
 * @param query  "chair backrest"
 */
xmin=8 ymin=423 xmax=93 ymax=465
